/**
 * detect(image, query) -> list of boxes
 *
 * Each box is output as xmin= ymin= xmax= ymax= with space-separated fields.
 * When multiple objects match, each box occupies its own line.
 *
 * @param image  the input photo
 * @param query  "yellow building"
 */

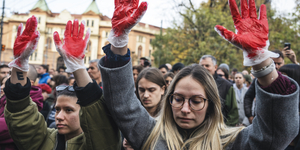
xmin=1 ymin=0 xmax=161 ymax=69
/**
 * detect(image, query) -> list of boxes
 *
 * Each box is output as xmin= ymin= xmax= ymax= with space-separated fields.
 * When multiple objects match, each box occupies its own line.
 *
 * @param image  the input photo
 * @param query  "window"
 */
xmin=91 ymin=20 xmax=94 ymax=27
xmin=47 ymin=37 xmax=52 ymax=49
xmin=15 ymin=26 xmax=18 ymax=32
xmin=87 ymin=41 xmax=92 ymax=52
xmin=149 ymin=50 xmax=152 ymax=57
xmin=138 ymin=36 xmax=143 ymax=42
xmin=87 ymin=20 xmax=89 ymax=26
xmin=47 ymin=28 xmax=52 ymax=34
xmin=105 ymin=32 xmax=109 ymax=38
xmin=38 ymin=17 xmax=41 ymax=24
xmin=138 ymin=45 xmax=142 ymax=59
xmin=61 ymin=28 xmax=65 ymax=35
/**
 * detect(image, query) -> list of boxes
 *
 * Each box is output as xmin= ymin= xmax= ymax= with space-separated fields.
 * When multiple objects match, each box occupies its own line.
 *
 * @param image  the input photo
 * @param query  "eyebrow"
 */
xmin=173 ymin=92 xmax=206 ymax=98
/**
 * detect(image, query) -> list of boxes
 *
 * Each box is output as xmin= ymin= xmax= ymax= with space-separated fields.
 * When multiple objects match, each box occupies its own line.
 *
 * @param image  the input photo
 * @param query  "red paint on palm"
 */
xmin=13 ymin=16 xmax=38 ymax=58
xmin=216 ymin=0 xmax=268 ymax=59
xmin=112 ymin=0 xmax=148 ymax=37
xmin=54 ymin=20 xmax=89 ymax=59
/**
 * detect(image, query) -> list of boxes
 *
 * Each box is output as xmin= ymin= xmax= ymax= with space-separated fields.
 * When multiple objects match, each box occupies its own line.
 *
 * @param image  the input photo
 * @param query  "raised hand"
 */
xmin=215 ymin=0 xmax=278 ymax=66
xmin=8 ymin=16 xmax=40 ymax=72
xmin=108 ymin=0 xmax=148 ymax=48
xmin=53 ymin=19 xmax=90 ymax=73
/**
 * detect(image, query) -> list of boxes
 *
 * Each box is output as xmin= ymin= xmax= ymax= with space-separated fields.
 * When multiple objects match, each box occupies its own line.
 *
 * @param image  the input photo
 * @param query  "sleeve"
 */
xmin=230 ymin=76 xmax=299 ymax=150
xmin=99 ymin=57 xmax=156 ymax=150
xmin=0 ymin=117 xmax=14 ymax=144
xmin=243 ymin=79 xmax=256 ymax=118
xmin=225 ymin=86 xmax=239 ymax=126
xmin=4 ymin=97 xmax=50 ymax=150
xmin=75 ymin=80 xmax=122 ymax=150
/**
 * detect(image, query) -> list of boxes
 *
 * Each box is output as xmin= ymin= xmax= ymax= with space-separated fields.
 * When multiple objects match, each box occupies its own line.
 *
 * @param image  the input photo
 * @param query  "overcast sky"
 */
xmin=1 ymin=0 xmax=297 ymax=28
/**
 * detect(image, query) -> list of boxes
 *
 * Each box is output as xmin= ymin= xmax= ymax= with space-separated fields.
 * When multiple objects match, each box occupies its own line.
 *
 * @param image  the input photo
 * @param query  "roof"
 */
xmin=31 ymin=0 xmax=50 ymax=12
xmin=83 ymin=0 xmax=100 ymax=15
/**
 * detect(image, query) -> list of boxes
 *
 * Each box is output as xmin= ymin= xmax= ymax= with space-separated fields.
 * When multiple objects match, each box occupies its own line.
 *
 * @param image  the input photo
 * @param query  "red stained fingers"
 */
xmin=64 ymin=21 xmax=72 ymax=37
xmin=228 ymin=0 xmax=241 ymax=24
xmin=83 ymin=28 xmax=91 ymax=44
xmin=131 ymin=0 xmax=139 ymax=9
xmin=72 ymin=19 xmax=79 ymax=38
xmin=241 ymin=0 xmax=249 ymax=19
xmin=17 ymin=23 xmax=23 ymax=37
xmin=215 ymin=25 xmax=236 ymax=42
xmin=115 ymin=0 xmax=120 ymax=8
xmin=23 ymin=17 xmax=32 ymax=36
xmin=24 ymin=16 xmax=38 ymax=37
xmin=131 ymin=2 xmax=148 ymax=23
xmin=249 ymin=0 xmax=257 ymax=19
xmin=259 ymin=5 xmax=268 ymax=27
xmin=53 ymin=31 xmax=63 ymax=46
xmin=78 ymin=21 xmax=85 ymax=39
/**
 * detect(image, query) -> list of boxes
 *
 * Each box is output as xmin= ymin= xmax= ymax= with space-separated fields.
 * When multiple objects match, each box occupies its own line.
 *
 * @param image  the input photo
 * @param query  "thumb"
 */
xmin=215 ymin=25 xmax=236 ymax=42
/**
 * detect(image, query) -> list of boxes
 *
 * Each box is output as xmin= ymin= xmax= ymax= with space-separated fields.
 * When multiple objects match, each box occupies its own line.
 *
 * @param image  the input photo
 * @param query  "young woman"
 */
xmin=163 ymin=72 xmax=175 ymax=89
xmin=233 ymin=73 xmax=249 ymax=126
xmin=97 ymin=0 xmax=299 ymax=149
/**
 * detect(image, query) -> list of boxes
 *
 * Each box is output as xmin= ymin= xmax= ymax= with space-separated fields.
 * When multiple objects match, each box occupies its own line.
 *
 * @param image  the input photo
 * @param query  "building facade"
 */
xmin=1 ymin=0 xmax=161 ymax=70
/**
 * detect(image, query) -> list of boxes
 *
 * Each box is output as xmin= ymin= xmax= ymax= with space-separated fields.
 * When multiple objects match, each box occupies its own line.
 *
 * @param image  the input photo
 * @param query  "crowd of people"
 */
xmin=0 ymin=0 xmax=299 ymax=149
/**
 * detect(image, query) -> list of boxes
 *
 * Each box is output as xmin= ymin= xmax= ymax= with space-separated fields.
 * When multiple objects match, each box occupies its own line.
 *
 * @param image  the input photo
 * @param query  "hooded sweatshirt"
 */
xmin=0 ymin=86 xmax=43 ymax=150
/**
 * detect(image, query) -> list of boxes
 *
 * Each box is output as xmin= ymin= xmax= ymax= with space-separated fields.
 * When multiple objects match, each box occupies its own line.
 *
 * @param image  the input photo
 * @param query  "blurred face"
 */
xmin=159 ymin=68 xmax=168 ymax=76
xmin=165 ymin=76 xmax=173 ymax=88
xmin=1 ymin=77 xmax=8 ymax=97
xmin=216 ymin=69 xmax=226 ymax=79
xmin=272 ymin=57 xmax=284 ymax=70
xmin=55 ymin=96 xmax=82 ymax=138
xmin=172 ymin=76 xmax=209 ymax=129
xmin=133 ymin=69 xmax=139 ymax=83
xmin=138 ymin=78 xmax=165 ymax=111
xmin=37 ymin=66 xmax=46 ymax=74
xmin=199 ymin=58 xmax=217 ymax=75
xmin=140 ymin=59 xmax=145 ymax=66
xmin=69 ymin=79 xmax=75 ymax=86
xmin=88 ymin=62 xmax=101 ymax=80
xmin=235 ymin=74 xmax=245 ymax=87
xmin=0 ymin=67 xmax=10 ymax=81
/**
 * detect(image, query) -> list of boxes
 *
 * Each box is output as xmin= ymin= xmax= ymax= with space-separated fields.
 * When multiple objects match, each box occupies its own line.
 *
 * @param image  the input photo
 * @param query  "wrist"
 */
xmin=110 ymin=44 xmax=128 ymax=56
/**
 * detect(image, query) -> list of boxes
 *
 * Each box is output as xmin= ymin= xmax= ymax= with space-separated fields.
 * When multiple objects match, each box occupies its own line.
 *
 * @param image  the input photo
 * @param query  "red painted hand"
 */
xmin=53 ymin=19 xmax=90 ymax=72
xmin=9 ymin=15 xmax=40 ymax=71
xmin=112 ymin=0 xmax=148 ymax=37
xmin=215 ymin=0 xmax=278 ymax=66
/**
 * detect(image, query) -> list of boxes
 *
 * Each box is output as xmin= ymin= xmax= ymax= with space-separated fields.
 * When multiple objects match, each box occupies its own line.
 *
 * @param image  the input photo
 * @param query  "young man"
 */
xmin=0 ymin=64 xmax=10 ymax=85
xmin=5 ymin=16 xmax=121 ymax=150
xmin=37 ymin=65 xmax=51 ymax=84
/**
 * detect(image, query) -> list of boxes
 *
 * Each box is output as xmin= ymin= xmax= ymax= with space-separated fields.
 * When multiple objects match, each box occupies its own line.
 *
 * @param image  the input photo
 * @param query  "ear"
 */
xmin=161 ymin=85 xmax=166 ymax=95
xmin=214 ymin=65 xmax=218 ymax=72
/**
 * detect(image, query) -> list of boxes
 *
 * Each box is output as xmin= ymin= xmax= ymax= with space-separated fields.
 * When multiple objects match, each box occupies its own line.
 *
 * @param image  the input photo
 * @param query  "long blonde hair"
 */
xmin=142 ymin=64 xmax=244 ymax=150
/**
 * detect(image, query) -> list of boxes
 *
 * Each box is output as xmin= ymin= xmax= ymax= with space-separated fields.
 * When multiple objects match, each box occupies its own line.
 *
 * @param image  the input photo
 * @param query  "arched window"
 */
xmin=138 ymin=45 xmax=142 ymax=59
xmin=47 ymin=37 xmax=52 ymax=49
xmin=87 ymin=41 xmax=92 ymax=52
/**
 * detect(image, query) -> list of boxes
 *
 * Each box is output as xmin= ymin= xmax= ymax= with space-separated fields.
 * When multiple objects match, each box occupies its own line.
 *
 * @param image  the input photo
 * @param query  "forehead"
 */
xmin=200 ymin=58 xmax=214 ymax=65
xmin=138 ymin=78 xmax=160 ymax=88
xmin=89 ymin=62 xmax=98 ymax=68
xmin=272 ymin=57 xmax=284 ymax=63
xmin=174 ymin=76 xmax=206 ymax=97
xmin=235 ymin=73 xmax=243 ymax=78
xmin=217 ymin=69 xmax=224 ymax=74
xmin=56 ymin=96 xmax=78 ymax=107
xmin=0 ymin=67 xmax=9 ymax=71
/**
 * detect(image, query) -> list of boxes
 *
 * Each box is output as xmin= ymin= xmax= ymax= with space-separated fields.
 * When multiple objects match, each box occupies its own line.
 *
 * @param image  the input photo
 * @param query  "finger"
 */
xmin=215 ymin=25 xmax=236 ymax=42
xmin=259 ymin=5 xmax=268 ymax=26
xmin=72 ymin=19 xmax=79 ymax=37
xmin=53 ymin=31 xmax=63 ymax=47
xmin=78 ymin=20 xmax=85 ymax=39
xmin=130 ymin=2 xmax=148 ymax=24
xmin=17 ymin=23 xmax=23 ymax=37
xmin=249 ymin=0 xmax=257 ymax=19
xmin=28 ymin=16 xmax=38 ymax=36
xmin=115 ymin=0 xmax=120 ymax=8
xmin=83 ymin=28 xmax=91 ymax=45
xmin=228 ymin=0 xmax=242 ymax=24
xmin=241 ymin=0 xmax=249 ymax=19
xmin=23 ymin=17 xmax=32 ymax=36
xmin=64 ymin=21 xmax=72 ymax=37
xmin=132 ymin=0 xmax=139 ymax=9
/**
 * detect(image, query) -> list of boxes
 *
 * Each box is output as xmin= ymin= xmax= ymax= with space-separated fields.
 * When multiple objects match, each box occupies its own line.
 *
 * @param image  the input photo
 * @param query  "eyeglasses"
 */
xmin=56 ymin=85 xmax=74 ymax=92
xmin=217 ymin=74 xmax=225 ymax=77
xmin=169 ymin=93 xmax=208 ymax=111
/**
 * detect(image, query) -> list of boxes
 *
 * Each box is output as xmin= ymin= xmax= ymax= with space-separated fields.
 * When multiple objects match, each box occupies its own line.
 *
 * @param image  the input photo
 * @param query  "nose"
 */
xmin=56 ymin=111 xmax=64 ymax=121
xmin=88 ymin=68 xmax=91 ymax=73
xmin=181 ymin=100 xmax=191 ymax=114
xmin=144 ymin=90 xmax=149 ymax=98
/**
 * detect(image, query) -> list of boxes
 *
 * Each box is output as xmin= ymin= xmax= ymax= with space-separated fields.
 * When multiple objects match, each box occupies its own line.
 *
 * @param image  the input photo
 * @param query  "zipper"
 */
xmin=65 ymin=142 xmax=68 ymax=150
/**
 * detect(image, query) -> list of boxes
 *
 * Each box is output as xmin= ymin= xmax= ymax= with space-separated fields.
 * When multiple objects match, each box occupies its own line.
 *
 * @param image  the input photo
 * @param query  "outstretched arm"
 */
xmin=215 ymin=0 xmax=298 ymax=149
xmin=53 ymin=19 xmax=92 ymax=87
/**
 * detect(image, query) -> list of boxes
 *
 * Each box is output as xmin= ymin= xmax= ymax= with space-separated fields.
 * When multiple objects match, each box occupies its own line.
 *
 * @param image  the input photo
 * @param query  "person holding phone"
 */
xmin=283 ymin=43 xmax=299 ymax=65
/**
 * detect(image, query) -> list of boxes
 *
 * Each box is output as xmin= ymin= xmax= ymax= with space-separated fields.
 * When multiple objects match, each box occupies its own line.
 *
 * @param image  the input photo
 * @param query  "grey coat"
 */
xmin=99 ymin=58 xmax=299 ymax=150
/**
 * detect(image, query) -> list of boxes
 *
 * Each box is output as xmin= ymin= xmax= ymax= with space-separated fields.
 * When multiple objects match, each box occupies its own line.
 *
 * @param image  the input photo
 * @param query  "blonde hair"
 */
xmin=142 ymin=64 xmax=244 ymax=150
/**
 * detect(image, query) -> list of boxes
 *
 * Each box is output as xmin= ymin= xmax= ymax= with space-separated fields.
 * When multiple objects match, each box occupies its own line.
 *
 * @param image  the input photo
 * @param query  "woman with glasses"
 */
xmin=163 ymin=72 xmax=174 ymax=89
xmin=97 ymin=0 xmax=299 ymax=149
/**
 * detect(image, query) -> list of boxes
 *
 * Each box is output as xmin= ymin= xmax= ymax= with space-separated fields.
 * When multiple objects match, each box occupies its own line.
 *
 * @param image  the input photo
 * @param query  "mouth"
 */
xmin=56 ymin=124 xmax=66 ymax=129
xmin=179 ymin=117 xmax=193 ymax=122
xmin=142 ymin=100 xmax=151 ymax=104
